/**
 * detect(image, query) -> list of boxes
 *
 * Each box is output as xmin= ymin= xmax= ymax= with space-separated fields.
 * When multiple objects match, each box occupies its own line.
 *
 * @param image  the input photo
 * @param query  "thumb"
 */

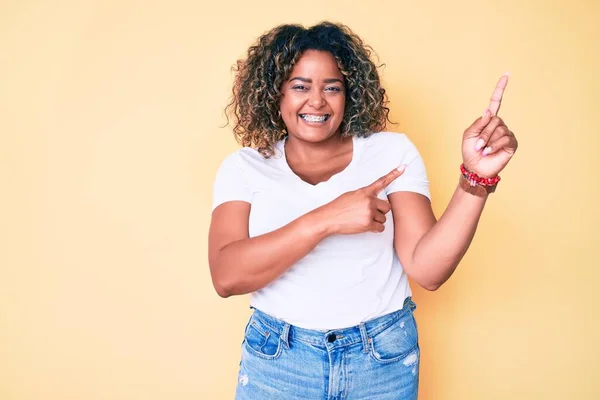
xmin=464 ymin=108 xmax=492 ymax=140
xmin=364 ymin=165 xmax=406 ymax=195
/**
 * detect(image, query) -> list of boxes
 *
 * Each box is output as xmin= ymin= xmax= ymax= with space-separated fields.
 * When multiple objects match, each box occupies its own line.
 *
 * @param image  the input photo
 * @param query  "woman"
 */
xmin=208 ymin=21 xmax=517 ymax=399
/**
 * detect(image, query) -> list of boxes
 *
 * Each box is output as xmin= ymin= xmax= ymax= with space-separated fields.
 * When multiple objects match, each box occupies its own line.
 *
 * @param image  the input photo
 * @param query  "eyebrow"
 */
xmin=289 ymin=77 xmax=344 ymax=84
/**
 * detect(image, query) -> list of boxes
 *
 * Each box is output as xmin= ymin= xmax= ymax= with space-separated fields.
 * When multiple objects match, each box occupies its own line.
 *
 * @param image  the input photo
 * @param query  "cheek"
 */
xmin=279 ymin=102 xmax=297 ymax=128
xmin=280 ymin=99 xmax=300 ymax=120
xmin=331 ymin=96 xmax=345 ymax=116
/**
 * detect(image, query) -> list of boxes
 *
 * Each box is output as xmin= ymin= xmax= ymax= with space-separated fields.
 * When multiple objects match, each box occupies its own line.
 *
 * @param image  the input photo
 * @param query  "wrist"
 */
xmin=458 ymin=174 xmax=495 ymax=197
xmin=458 ymin=163 xmax=499 ymax=197
xmin=460 ymin=163 xmax=501 ymax=185
xmin=303 ymin=207 xmax=337 ymax=239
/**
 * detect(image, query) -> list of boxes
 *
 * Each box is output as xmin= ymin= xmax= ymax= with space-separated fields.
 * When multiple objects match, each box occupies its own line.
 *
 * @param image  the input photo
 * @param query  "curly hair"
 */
xmin=225 ymin=21 xmax=392 ymax=158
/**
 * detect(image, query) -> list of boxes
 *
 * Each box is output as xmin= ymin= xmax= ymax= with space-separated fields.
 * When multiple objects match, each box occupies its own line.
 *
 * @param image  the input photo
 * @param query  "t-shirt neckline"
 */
xmin=276 ymin=135 xmax=361 ymax=188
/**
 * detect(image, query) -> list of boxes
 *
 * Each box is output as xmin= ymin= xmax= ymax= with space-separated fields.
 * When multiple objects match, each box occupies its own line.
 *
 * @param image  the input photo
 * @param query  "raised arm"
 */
xmin=390 ymin=74 xmax=518 ymax=291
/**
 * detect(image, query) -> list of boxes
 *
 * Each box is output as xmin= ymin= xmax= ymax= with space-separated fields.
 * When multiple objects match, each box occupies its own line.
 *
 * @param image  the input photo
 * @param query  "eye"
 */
xmin=292 ymin=85 xmax=308 ymax=91
xmin=325 ymin=86 xmax=342 ymax=92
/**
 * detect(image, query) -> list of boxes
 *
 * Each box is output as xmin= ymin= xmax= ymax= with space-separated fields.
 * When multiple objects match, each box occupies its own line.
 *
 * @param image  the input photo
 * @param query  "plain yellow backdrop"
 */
xmin=1 ymin=0 xmax=599 ymax=399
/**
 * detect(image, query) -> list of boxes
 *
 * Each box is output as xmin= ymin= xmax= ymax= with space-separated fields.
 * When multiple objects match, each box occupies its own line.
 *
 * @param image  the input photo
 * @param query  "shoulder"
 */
xmin=217 ymin=142 xmax=283 ymax=169
xmin=362 ymin=132 xmax=431 ymax=198
xmin=359 ymin=131 xmax=417 ymax=150
xmin=214 ymin=141 xmax=286 ymax=187
xmin=357 ymin=131 xmax=422 ymax=161
xmin=219 ymin=146 xmax=263 ymax=165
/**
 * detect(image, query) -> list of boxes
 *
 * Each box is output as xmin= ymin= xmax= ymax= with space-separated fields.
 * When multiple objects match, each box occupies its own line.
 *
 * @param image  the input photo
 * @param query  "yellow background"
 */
xmin=1 ymin=0 xmax=598 ymax=399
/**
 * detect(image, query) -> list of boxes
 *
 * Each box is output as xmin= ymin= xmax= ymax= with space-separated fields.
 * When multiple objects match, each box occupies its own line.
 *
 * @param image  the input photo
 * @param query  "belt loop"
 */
xmin=359 ymin=322 xmax=369 ymax=353
xmin=408 ymin=297 xmax=416 ymax=312
xmin=280 ymin=323 xmax=291 ymax=350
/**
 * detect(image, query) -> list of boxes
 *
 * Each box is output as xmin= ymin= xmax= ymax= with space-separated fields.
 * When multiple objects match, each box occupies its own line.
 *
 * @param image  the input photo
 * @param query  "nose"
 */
xmin=308 ymin=89 xmax=326 ymax=109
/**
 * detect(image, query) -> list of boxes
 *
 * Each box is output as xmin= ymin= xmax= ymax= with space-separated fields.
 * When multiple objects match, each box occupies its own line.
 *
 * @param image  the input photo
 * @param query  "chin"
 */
xmin=289 ymin=124 xmax=342 ymax=143
xmin=293 ymin=131 xmax=338 ymax=143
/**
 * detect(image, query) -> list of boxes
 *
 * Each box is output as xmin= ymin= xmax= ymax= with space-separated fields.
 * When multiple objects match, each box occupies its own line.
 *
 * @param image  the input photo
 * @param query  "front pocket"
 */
xmin=243 ymin=317 xmax=283 ymax=360
xmin=369 ymin=313 xmax=419 ymax=364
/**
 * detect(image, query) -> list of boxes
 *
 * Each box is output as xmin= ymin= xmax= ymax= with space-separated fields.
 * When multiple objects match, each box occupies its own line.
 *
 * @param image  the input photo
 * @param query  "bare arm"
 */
xmin=208 ymin=202 xmax=330 ymax=298
xmin=390 ymin=74 xmax=518 ymax=291
xmin=208 ymin=168 xmax=404 ymax=298
xmin=389 ymin=186 xmax=487 ymax=291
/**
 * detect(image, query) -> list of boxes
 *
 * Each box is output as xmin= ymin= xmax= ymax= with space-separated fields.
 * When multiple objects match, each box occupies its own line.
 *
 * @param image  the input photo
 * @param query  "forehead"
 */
xmin=289 ymin=50 xmax=343 ymax=78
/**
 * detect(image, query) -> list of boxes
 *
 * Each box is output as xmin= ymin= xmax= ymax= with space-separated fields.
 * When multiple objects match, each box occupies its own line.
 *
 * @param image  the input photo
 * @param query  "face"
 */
xmin=279 ymin=50 xmax=345 ymax=143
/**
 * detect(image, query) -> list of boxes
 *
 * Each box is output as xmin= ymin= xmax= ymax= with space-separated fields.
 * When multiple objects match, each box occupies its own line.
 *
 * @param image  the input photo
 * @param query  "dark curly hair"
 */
xmin=225 ymin=21 xmax=392 ymax=158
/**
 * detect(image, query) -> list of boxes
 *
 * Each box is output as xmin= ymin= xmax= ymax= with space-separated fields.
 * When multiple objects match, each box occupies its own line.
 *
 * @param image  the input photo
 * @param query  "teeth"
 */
xmin=300 ymin=114 xmax=328 ymax=122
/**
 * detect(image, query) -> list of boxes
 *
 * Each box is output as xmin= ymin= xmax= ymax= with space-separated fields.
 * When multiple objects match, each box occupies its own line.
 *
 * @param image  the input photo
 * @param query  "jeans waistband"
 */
xmin=249 ymin=297 xmax=416 ymax=351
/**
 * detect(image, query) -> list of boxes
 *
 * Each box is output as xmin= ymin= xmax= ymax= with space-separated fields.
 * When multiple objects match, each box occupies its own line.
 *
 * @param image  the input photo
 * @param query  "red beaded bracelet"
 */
xmin=460 ymin=163 xmax=501 ymax=186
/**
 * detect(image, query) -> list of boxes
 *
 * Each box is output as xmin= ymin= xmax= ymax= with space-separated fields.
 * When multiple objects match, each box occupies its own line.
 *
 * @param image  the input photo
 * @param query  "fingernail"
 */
xmin=475 ymin=138 xmax=485 ymax=151
xmin=482 ymin=109 xmax=489 ymax=118
xmin=504 ymin=71 xmax=510 ymax=77
xmin=397 ymin=164 xmax=407 ymax=173
xmin=482 ymin=147 xmax=492 ymax=156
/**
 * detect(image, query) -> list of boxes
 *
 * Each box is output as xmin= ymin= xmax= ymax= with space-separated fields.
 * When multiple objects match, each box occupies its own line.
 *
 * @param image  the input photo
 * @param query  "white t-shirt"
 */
xmin=212 ymin=131 xmax=430 ymax=330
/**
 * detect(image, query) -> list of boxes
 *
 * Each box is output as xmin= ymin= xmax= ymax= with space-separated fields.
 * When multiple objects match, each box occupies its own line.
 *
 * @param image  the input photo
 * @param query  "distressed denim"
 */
xmin=235 ymin=297 xmax=420 ymax=399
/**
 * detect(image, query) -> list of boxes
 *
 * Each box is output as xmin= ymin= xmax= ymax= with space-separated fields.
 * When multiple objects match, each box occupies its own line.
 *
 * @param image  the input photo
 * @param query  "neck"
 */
xmin=285 ymin=133 xmax=352 ymax=164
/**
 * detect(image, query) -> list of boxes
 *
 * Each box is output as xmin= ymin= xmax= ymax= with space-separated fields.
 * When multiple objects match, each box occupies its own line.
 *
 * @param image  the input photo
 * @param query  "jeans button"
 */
xmin=327 ymin=333 xmax=336 ymax=343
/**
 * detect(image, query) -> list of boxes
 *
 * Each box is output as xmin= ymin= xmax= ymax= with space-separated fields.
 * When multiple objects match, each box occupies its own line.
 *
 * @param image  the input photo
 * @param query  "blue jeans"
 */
xmin=235 ymin=297 xmax=420 ymax=399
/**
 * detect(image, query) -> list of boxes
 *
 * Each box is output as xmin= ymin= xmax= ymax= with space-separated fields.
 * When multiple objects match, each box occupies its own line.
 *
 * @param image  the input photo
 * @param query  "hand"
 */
xmin=462 ymin=73 xmax=519 ymax=178
xmin=321 ymin=166 xmax=406 ymax=235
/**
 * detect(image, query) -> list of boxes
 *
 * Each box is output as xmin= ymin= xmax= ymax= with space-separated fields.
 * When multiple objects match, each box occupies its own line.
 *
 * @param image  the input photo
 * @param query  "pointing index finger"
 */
xmin=366 ymin=165 xmax=406 ymax=194
xmin=488 ymin=73 xmax=509 ymax=116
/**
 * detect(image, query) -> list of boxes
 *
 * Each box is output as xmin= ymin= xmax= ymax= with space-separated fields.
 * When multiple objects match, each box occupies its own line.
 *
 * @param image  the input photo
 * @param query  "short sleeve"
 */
xmin=211 ymin=153 xmax=253 ymax=211
xmin=384 ymin=135 xmax=431 ymax=200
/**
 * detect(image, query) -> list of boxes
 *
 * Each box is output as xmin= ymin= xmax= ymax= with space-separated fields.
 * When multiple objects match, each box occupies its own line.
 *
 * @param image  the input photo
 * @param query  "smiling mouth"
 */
xmin=299 ymin=114 xmax=330 ymax=123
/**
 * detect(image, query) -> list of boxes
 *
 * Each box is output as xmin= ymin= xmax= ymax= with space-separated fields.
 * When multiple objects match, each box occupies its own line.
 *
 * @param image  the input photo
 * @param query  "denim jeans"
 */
xmin=235 ymin=297 xmax=420 ymax=399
